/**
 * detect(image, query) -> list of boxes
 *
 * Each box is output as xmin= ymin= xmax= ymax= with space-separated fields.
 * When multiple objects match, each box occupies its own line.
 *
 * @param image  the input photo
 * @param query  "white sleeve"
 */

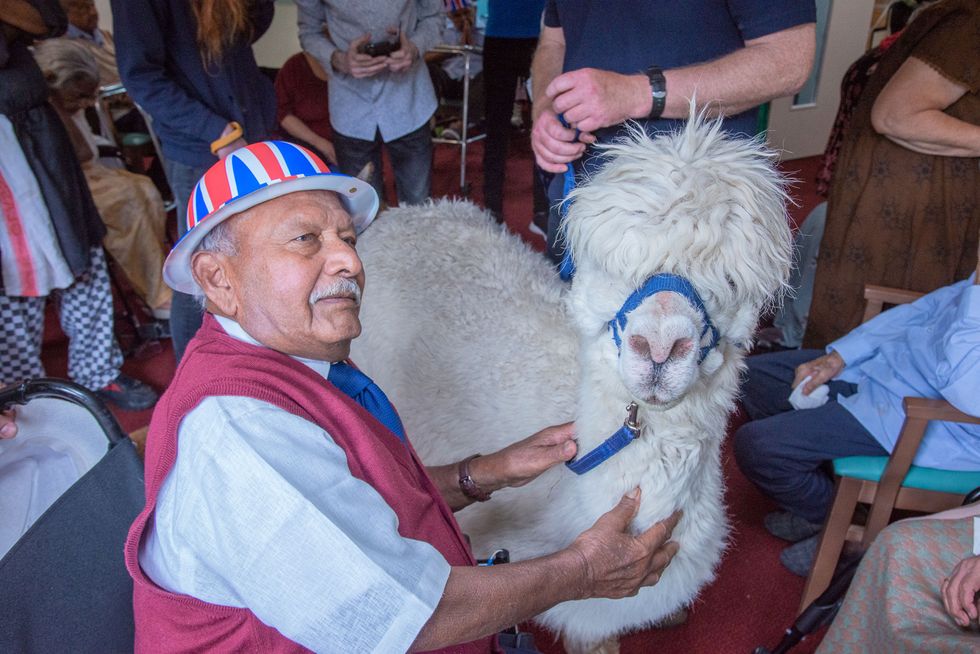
xmin=140 ymin=396 xmax=450 ymax=653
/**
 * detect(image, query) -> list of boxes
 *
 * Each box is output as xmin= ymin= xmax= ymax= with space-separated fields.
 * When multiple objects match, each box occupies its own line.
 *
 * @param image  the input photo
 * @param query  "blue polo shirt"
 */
xmin=486 ymin=0 xmax=545 ymax=38
xmin=543 ymin=0 xmax=816 ymax=139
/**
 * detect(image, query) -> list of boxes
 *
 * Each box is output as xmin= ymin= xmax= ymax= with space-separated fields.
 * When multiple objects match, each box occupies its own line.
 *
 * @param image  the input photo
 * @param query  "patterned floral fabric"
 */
xmin=819 ymin=517 xmax=978 ymax=653
xmin=803 ymin=0 xmax=980 ymax=347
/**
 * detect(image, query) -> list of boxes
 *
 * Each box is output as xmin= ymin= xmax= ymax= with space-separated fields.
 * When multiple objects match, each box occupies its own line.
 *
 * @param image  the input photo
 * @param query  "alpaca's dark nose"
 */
xmin=629 ymin=335 xmax=694 ymax=364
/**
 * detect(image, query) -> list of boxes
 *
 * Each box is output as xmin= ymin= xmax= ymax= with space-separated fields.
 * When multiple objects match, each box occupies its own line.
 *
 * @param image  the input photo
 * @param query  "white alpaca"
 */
xmin=350 ymin=118 xmax=792 ymax=653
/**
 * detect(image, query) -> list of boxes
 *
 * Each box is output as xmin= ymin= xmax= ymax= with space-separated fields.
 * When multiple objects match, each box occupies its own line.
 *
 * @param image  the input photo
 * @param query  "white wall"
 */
xmin=95 ymin=0 xmax=302 ymax=69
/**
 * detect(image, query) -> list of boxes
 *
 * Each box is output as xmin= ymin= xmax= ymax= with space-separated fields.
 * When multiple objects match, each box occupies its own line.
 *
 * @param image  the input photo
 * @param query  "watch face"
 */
xmin=653 ymin=91 xmax=667 ymax=99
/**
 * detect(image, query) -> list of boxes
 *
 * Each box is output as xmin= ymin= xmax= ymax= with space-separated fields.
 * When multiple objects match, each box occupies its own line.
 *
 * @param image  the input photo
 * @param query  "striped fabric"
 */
xmin=444 ymin=0 xmax=471 ymax=11
xmin=187 ymin=141 xmax=334 ymax=233
xmin=0 ymin=116 xmax=74 ymax=297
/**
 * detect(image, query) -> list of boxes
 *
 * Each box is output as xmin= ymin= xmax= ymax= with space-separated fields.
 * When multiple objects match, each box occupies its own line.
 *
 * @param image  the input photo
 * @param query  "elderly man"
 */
xmin=734 ymin=252 xmax=980 ymax=576
xmin=124 ymin=141 xmax=680 ymax=652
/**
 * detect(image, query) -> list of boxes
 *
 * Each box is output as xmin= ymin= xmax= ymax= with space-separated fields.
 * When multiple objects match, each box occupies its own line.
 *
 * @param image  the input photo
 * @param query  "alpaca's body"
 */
xmin=351 ymin=120 xmax=792 ymax=650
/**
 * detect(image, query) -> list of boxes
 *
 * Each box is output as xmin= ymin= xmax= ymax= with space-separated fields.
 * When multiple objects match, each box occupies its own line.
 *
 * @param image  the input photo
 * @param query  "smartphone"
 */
xmin=359 ymin=39 xmax=401 ymax=57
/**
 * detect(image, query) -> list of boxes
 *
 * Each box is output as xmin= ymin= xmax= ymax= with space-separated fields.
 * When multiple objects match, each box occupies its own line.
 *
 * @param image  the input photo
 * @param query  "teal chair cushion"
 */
xmin=120 ymin=132 xmax=152 ymax=147
xmin=834 ymin=456 xmax=980 ymax=495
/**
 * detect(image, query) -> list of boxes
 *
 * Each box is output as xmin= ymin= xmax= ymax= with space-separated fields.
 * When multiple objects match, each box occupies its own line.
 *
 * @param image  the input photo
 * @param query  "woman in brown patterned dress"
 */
xmin=804 ymin=0 xmax=980 ymax=347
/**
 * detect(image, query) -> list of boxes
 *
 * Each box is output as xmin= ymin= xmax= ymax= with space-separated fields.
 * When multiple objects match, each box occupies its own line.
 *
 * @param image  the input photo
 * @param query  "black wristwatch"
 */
xmin=645 ymin=66 xmax=667 ymax=120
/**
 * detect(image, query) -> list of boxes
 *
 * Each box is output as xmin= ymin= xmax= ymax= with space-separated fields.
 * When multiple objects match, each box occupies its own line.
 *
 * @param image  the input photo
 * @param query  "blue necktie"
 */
xmin=328 ymin=362 xmax=407 ymax=442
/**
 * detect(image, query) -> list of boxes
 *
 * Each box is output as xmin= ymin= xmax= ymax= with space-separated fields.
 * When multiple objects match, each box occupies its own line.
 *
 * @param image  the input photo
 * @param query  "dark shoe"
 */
xmin=97 ymin=373 xmax=158 ymax=411
xmin=764 ymin=511 xmax=823 ymax=543
xmin=779 ymin=534 xmax=819 ymax=577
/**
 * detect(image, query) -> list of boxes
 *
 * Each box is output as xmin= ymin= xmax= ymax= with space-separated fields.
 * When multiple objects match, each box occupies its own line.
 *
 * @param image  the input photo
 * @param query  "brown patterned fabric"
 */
xmin=804 ymin=0 xmax=980 ymax=348
xmin=818 ymin=518 xmax=978 ymax=653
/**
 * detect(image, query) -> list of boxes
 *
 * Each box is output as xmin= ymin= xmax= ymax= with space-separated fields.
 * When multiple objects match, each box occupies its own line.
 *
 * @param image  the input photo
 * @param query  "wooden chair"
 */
xmin=798 ymin=284 xmax=980 ymax=611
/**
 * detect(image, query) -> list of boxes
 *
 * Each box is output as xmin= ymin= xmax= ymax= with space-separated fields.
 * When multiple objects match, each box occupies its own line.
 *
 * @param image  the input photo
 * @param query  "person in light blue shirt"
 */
xmin=734 ymin=265 xmax=980 ymax=575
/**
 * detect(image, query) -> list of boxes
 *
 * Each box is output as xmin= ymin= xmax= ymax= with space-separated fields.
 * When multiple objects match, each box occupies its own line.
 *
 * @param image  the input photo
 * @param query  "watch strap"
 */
xmin=645 ymin=66 xmax=667 ymax=120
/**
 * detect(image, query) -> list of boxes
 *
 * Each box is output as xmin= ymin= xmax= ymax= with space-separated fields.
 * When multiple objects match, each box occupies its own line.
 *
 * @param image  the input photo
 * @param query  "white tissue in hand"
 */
xmin=789 ymin=375 xmax=830 ymax=410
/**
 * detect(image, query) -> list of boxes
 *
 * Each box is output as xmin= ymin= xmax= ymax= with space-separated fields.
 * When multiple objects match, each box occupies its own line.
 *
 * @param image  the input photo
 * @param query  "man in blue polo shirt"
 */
xmin=531 ymin=0 xmax=816 ymax=261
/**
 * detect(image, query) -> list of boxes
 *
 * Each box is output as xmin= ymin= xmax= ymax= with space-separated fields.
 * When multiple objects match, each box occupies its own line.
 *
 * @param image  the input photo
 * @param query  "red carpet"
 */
xmin=40 ymin=130 xmax=826 ymax=653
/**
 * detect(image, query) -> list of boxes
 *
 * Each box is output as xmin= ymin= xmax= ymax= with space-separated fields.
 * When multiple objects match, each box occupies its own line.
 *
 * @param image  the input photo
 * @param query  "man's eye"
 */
xmin=344 ymin=237 xmax=357 ymax=247
xmin=295 ymin=233 xmax=316 ymax=243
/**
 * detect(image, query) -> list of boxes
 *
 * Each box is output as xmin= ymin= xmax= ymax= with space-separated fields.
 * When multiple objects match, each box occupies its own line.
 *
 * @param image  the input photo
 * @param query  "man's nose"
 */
xmin=323 ymin=239 xmax=362 ymax=276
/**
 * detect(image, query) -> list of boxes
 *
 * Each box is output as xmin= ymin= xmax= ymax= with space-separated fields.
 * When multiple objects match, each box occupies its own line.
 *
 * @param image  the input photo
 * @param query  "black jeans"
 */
xmin=332 ymin=122 xmax=432 ymax=206
xmin=733 ymin=349 xmax=888 ymax=523
xmin=481 ymin=36 xmax=538 ymax=218
xmin=162 ymin=158 xmax=210 ymax=363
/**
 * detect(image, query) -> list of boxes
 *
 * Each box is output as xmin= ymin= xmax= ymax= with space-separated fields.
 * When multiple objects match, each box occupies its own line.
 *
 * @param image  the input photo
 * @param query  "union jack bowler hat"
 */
xmin=163 ymin=140 xmax=379 ymax=294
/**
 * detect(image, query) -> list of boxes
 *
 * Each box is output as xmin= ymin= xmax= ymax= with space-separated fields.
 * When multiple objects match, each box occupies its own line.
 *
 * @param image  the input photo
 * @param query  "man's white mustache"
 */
xmin=309 ymin=278 xmax=361 ymax=305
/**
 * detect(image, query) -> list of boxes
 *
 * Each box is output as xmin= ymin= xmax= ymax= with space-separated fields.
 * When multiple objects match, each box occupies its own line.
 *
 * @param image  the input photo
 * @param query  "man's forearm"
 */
xmin=410 ymin=552 xmax=584 ymax=651
xmin=530 ymin=31 xmax=564 ymax=121
xmin=0 ymin=0 xmax=48 ymax=35
xmin=659 ymin=23 xmax=815 ymax=120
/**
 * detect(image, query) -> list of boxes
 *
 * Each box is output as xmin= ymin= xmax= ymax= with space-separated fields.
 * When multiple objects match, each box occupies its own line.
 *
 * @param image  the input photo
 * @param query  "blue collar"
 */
xmin=608 ymin=273 xmax=720 ymax=364
xmin=566 ymin=403 xmax=641 ymax=475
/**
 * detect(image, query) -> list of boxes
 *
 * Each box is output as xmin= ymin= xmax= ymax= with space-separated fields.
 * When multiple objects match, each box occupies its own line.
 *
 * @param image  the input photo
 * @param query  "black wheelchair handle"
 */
xmin=0 ymin=377 xmax=129 ymax=445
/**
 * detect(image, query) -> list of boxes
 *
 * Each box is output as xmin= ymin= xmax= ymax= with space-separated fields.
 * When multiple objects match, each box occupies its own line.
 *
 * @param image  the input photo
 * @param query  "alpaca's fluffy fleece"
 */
xmin=350 ymin=118 xmax=792 ymax=650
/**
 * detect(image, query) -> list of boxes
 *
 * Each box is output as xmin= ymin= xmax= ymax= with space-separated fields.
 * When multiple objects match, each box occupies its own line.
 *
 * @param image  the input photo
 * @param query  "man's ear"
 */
xmin=191 ymin=251 xmax=238 ymax=317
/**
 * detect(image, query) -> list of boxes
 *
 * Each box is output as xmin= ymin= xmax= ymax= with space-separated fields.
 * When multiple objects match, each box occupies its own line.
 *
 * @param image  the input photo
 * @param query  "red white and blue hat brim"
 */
xmin=164 ymin=171 xmax=379 ymax=295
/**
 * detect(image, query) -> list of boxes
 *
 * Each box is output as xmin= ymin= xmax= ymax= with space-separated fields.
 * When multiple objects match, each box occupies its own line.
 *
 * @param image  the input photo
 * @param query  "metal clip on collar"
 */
xmin=565 ymin=402 xmax=642 ymax=475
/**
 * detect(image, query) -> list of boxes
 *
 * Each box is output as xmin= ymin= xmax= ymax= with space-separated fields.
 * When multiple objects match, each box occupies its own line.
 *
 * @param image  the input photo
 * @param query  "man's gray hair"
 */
xmin=192 ymin=219 xmax=239 ymax=308
xmin=32 ymin=38 xmax=100 ymax=90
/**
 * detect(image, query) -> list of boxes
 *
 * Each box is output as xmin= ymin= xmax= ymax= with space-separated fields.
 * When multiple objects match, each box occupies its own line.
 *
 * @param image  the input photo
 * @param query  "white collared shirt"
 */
xmin=138 ymin=315 xmax=450 ymax=652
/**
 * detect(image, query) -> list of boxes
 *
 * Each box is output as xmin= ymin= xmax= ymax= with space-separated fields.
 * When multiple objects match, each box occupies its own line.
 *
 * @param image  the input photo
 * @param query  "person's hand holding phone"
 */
xmin=331 ymin=33 xmax=389 ymax=79
xmin=386 ymin=29 xmax=418 ymax=74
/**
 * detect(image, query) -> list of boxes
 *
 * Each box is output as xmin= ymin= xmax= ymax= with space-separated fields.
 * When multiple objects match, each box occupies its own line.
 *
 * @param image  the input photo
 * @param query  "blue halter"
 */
xmin=608 ymin=273 xmax=720 ymax=364
xmin=566 ymin=402 xmax=641 ymax=475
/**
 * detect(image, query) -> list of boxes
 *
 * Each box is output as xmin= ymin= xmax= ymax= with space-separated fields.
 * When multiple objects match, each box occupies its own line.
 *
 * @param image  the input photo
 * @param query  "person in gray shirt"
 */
xmin=296 ymin=0 xmax=443 ymax=206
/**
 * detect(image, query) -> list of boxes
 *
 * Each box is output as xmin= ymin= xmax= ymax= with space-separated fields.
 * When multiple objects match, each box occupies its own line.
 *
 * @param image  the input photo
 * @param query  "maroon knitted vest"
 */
xmin=125 ymin=315 xmax=496 ymax=653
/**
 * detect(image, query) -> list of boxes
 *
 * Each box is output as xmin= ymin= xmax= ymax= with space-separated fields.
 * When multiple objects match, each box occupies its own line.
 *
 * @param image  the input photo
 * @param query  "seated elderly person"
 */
xmin=818 ymin=500 xmax=980 ymax=652
xmin=34 ymin=38 xmax=172 ymax=319
xmin=125 ymin=141 xmax=680 ymax=652
xmin=734 ymin=249 xmax=980 ymax=576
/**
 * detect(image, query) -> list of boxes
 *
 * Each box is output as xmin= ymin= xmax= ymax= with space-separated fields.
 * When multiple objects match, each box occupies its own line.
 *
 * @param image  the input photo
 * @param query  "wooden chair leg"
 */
xmin=798 ymin=476 xmax=862 ymax=613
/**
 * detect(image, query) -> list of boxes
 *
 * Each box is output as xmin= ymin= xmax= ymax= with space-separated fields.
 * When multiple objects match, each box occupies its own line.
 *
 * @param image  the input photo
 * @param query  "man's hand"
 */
xmin=547 ymin=68 xmax=651 ymax=134
xmin=567 ymin=489 xmax=681 ymax=599
xmin=792 ymin=351 xmax=845 ymax=396
xmin=1 ymin=411 xmax=16 ymax=439
xmin=942 ymin=554 xmax=980 ymax=627
xmin=1 ymin=400 xmax=17 ymax=439
xmin=477 ymin=423 xmax=577 ymax=491
xmin=331 ymin=34 xmax=389 ymax=79
xmin=215 ymin=122 xmax=247 ymax=160
xmin=387 ymin=30 xmax=419 ymax=74
xmin=531 ymin=109 xmax=593 ymax=173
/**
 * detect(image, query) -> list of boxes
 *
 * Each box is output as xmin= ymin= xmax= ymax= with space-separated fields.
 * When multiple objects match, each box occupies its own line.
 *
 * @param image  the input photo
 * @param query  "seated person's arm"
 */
xmin=425 ymin=423 xmax=576 ymax=511
xmin=279 ymin=114 xmax=336 ymax=164
xmin=411 ymin=490 xmax=680 ymax=651
xmin=942 ymin=553 xmax=980 ymax=628
xmin=933 ymin=265 xmax=980 ymax=415
xmin=156 ymin=401 xmax=678 ymax=652
xmin=827 ymin=281 xmax=960 ymax=372
xmin=0 ymin=0 xmax=59 ymax=36
xmin=870 ymin=57 xmax=980 ymax=158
